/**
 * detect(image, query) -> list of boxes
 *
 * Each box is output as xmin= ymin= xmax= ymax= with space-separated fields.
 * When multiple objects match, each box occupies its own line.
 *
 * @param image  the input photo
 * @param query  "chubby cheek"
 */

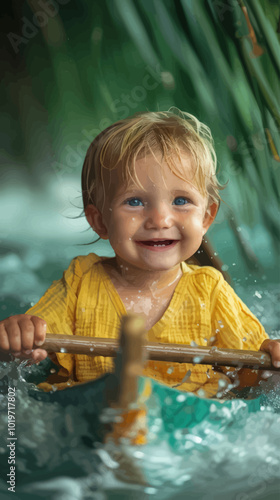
xmin=191 ymin=215 xmax=206 ymax=235
xmin=107 ymin=213 xmax=138 ymax=245
xmin=181 ymin=216 xmax=205 ymax=248
xmin=181 ymin=210 xmax=202 ymax=228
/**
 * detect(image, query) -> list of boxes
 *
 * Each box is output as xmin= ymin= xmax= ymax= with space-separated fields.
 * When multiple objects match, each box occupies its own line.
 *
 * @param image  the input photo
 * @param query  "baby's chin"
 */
xmin=112 ymin=245 xmax=186 ymax=271
xmin=119 ymin=258 xmax=181 ymax=273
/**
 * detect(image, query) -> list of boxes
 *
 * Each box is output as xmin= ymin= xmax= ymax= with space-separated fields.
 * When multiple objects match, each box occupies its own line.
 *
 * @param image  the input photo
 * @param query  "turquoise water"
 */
xmin=0 ymin=234 xmax=280 ymax=499
xmin=0 ymin=358 xmax=280 ymax=500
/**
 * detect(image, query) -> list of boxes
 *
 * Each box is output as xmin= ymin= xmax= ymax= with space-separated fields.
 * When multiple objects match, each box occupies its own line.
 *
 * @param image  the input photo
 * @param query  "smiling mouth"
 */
xmin=135 ymin=239 xmax=178 ymax=248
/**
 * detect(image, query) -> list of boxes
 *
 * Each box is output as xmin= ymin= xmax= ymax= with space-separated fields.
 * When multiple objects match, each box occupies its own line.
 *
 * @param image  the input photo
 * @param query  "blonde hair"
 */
xmin=82 ymin=108 xmax=223 ymax=212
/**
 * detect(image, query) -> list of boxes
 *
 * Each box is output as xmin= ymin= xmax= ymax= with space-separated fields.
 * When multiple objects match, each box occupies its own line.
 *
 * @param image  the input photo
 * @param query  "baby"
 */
xmin=0 ymin=110 xmax=279 ymax=396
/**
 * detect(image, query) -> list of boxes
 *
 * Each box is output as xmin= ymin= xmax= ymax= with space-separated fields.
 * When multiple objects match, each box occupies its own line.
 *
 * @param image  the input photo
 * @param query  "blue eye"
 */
xmin=173 ymin=197 xmax=189 ymax=206
xmin=125 ymin=198 xmax=144 ymax=207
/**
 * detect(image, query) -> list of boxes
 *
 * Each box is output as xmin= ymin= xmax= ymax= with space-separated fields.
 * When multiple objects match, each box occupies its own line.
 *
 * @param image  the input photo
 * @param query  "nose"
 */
xmin=144 ymin=202 xmax=173 ymax=230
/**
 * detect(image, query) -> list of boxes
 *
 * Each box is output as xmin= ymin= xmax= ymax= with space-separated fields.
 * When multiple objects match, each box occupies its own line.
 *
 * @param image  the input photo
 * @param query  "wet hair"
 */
xmin=81 ymin=108 xmax=224 ymax=213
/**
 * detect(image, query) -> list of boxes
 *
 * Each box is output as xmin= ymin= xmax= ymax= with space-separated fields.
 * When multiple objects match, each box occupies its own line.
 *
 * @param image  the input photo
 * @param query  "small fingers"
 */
xmin=261 ymin=339 xmax=280 ymax=369
xmin=31 ymin=349 xmax=48 ymax=362
xmin=0 ymin=321 xmax=10 ymax=351
xmin=31 ymin=317 xmax=47 ymax=347
xmin=3 ymin=318 xmax=22 ymax=352
xmin=18 ymin=316 xmax=37 ymax=351
xmin=0 ymin=315 xmax=47 ymax=360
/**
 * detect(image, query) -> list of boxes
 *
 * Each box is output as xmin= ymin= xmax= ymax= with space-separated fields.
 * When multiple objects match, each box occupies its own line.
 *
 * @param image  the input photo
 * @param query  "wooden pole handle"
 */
xmin=41 ymin=333 xmax=279 ymax=371
xmin=111 ymin=314 xmax=147 ymax=408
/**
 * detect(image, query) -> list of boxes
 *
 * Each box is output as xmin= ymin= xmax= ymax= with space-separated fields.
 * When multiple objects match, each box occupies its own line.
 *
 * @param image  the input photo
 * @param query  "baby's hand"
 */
xmin=0 ymin=314 xmax=48 ymax=363
xmin=260 ymin=339 xmax=280 ymax=369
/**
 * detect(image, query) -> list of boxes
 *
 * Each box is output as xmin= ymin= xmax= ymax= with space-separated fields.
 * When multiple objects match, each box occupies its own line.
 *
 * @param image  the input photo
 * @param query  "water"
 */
xmin=0 ymin=240 xmax=280 ymax=499
xmin=0 ymin=360 xmax=280 ymax=500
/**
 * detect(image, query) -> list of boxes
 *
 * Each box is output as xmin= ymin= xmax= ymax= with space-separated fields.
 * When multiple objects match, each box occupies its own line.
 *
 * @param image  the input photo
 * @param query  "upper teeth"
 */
xmin=153 ymin=243 xmax=166 ymax=247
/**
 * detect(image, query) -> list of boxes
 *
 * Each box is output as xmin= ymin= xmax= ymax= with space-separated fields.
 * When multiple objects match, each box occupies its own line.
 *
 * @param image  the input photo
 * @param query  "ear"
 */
xmin=202 ymin=202 xmax=219 ymax=235
xmin=85 ymin=204 xmax=109 ymax=240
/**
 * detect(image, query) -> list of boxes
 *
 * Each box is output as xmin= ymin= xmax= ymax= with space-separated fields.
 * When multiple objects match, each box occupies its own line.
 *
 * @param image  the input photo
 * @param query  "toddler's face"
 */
xmin=96 ymin=152 xmax=217 ymax=272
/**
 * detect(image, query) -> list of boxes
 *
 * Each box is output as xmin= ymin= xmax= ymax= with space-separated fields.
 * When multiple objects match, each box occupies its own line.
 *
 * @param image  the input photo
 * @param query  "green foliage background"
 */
xmin=1 ymin=0 xmax=279 ymax=284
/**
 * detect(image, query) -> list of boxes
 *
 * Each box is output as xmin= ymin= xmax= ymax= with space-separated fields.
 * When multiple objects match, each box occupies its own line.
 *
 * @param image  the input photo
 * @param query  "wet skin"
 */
xmin=86 ymin=152 xmax=218 ymax=292
xmin=1 ymin=152 xmax=280 ymax=368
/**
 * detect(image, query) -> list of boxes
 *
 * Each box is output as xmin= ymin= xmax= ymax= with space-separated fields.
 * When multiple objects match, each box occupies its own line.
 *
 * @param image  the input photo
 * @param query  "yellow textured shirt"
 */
xmin=26 ymin=253 xmax=268 ymax=396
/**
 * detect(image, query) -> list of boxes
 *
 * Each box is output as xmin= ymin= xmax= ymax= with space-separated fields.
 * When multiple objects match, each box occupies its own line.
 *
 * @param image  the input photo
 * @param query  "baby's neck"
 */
xmin=103 ymin=257 xmax=183 ymax=295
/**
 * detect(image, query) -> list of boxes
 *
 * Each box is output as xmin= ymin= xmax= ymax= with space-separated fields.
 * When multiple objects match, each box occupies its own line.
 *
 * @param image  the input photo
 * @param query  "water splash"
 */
xmin=0 ymin=357 xmax=280 ymax=499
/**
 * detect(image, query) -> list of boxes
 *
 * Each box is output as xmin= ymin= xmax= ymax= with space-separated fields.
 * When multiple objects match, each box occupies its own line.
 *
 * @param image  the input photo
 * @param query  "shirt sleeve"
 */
xmin=25 ymin=256 xmax=83 ymax=378
xmin=211 ymin=279 xmax=269 ymax=350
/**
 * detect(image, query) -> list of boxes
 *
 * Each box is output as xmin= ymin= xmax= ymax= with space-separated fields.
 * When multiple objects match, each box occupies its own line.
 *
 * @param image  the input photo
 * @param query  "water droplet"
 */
xmin=134 ymin=450 xmax=144 ymax=458
xmin=90 ymin=347 xmax=94 ymax=352
xmin=50 ymin=368 xmax=56 ymax=374
xmin=197 ymin=389 xmax=205 ymax=398
xmin=193 ymin=356 xmax=203 ymax=363
xmin=190 ymin=341 xmax=197 ymax=347
xmin=242 ymin=337 xmax=247 ymax=342
xmin=144 ymin=488 xmax=157 ymax=495
xmin=214 ymin=252 xmax=218 ymax=256
xmin=221 ymin=264 xmax=229 ymax=271
xmin=180 ymin=370 xmax=191 ymax=384
xmin=164 ymin=396 xmax=173 ymax=405
xmin=254 ymin=291 xmax=262 ymax=299
xmin=218 ymin=379 xmax=227 ymax=388
xmin=236 ymin=226 xmax=241 ymax=232
xmin=167 ymin=367 xmax=174 ymax=374
xmin=60 ymin=348 xmax=67 ymax=353
xmin=232 ymin=263 xmax=236 ymax=266
xmin=176 ymin=394 xmax=186 ymax=403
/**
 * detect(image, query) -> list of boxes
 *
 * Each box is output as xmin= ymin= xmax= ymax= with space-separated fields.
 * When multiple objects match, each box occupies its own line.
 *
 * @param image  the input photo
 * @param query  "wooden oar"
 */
xmin=42 ymin=333 xmax=280 ymax=371
xmin=105 ymin=315 xmax=148 ymax=449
